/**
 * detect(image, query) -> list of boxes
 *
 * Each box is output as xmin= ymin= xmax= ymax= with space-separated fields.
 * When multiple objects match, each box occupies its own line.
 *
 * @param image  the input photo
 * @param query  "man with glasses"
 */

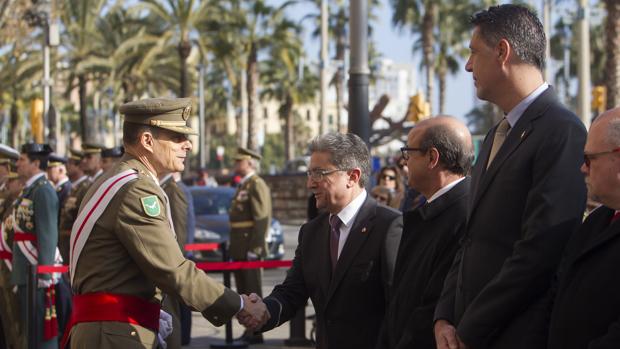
xmin=434 ymin=5 xmax=587 ymax=349
xmin=377 ymin=116 xmax=473 ymax=349
xmin=239 ymin=133 xmax=403 ymax=349
xmin=547 ymin=109 xmax=620 ymax=349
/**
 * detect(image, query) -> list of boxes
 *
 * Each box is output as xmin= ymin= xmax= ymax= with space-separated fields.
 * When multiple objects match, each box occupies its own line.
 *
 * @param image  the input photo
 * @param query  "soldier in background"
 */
xmin=13 ymin=143 xmax=59 ymax=349
xmin=229 ymin=147 xmax=272 ymax=344
xmin=101 ymin=146 xmax=124 ymax=173
xmin=80 ymin=143 xmax=104 ymax=182
xmin=47 ymin=154 xmax=71 ymax=209
xmin=58 ymin=150 xmax=89 ymax=263
xmin=159 ymin=171 xmax=189 ymax=349
xmin=0 ymin=146 xmax=23 ymax=349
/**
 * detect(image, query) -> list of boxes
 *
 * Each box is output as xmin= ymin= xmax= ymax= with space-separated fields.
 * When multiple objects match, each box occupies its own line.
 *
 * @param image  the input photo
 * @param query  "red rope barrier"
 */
xmin=183 ymin=243 xmax=220 ymax=251
xmin=36 ymin=260 xmax=293 ymax=274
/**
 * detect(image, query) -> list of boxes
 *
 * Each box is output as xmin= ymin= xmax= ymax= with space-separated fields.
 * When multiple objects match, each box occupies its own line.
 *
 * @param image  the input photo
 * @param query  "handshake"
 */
xmin=237 ymin=293 xmax=270 ymax=331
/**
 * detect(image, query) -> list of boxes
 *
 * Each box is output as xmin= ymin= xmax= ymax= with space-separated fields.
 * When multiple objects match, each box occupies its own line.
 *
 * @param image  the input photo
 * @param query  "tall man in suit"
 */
xmin=377 ymin=116 xmax=473 ymax=349
xmin=547 ymin=109 xmax=620 ymax=349
xmin=434 ymin=5 xmax=587 ymax=349
xmin=240 ymin=133 xmax=403 ymax=349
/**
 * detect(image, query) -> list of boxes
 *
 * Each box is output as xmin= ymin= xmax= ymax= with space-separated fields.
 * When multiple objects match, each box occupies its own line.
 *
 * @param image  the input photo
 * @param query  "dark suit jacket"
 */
xmin=548 ymin=206 xmax=620 ymax=349
xmin=261 ymin=194 xmax=403 ymax=349
xmin=377 ymin=177 xmax=469 ymax=349
xmin=434 ymin=87 xmax=587 ymax=349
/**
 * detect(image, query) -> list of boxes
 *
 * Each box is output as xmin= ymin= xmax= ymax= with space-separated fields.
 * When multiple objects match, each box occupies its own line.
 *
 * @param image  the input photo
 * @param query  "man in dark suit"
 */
xmin=377 ymin=117 xmax=473 ymax=349
xmin=547 ymin=109 xmax=620 ymax=349
xmin=434 ymin=5 xmax=587 ymax=349
xmin=239 ymin=133 xmax=403 ymax=349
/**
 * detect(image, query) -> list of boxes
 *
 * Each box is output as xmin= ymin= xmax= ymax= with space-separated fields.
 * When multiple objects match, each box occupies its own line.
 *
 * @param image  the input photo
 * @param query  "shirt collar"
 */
xmin=90 ymin=169 xmax=104 ymax=181
xmin=426 ymin=177 xmax=466 ymax=203
xmin=159 ymin=173 xmax=174 ymax=185
xmin=505 ymin=82 xmax=548 ymax=128
xmin=333 ymin=190 xmax=368 ymax=228
xmin=56 ymin=177 xmax=70 ymax=188
xmin=25 ymin=172 xmax=46 ymax=188
xmin=241 ymin=172 xmax=255 ymax=184
xmin=73 ymin=175 xmax=89 ymax=187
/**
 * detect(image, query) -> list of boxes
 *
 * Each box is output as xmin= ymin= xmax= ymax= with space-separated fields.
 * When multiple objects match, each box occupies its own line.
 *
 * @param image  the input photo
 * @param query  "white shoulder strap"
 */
xmin=70 ymin=169 xmax=138 ymax=284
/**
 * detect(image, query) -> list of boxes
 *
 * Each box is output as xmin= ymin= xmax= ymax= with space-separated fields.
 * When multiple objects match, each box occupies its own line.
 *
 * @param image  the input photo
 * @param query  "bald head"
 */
xmin=413 ymin=115 xmax=474 ymax=175
xmin=592 ymin=108 xmax=620 ymax=148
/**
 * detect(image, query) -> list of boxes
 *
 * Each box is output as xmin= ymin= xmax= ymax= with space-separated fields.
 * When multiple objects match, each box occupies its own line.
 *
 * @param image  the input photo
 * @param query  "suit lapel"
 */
xmin=470 ymin=88 xmax=557 ymax=215
xmin=574 ymin=208 xmax=620 ymax=262
xmin=326 ymin=196 xmax=376 ymax=303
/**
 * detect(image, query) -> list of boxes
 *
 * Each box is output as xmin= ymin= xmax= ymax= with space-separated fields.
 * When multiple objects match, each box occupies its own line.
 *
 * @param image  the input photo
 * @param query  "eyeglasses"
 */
xmin=381 ymin=175 xmax=396 ymax=181
xmin=306 ymin=168 xmax=346 ymax=181
xmin=400 ymin=147 xmax=426 ymax=160
xmin=583 ymin=147 xmax=620 ymax=167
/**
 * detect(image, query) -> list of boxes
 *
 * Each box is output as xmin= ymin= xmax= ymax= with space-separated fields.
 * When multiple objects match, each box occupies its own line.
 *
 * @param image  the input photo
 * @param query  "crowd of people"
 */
xmin=0 ymin=3 xmax=619 ymax=349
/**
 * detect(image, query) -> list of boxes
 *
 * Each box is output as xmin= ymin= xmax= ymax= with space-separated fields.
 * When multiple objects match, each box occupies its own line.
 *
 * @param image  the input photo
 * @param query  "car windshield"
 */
xmin=192 ymin=190 xmax=234 ymax=215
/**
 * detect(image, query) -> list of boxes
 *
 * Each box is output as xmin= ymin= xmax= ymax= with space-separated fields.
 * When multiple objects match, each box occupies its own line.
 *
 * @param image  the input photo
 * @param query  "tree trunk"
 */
xmin=78 ymin=74 xmax=89 ymax=142
xmin=438 ymin=54 xmax=447 ymax=114
xmin=10 ymin=100 xmax=19 ymax=148
xmin=282 ymin=93 xmax=294 ymax=162
xmin=605 ymin=0 xmax=620 ymax=109
xmin=178 ymin=40 xmax=192 ymax=97
xmin=246 ymin=42 xmax=259 ymax=152
xmin=422 ymin=4 xmax=436 ymax=115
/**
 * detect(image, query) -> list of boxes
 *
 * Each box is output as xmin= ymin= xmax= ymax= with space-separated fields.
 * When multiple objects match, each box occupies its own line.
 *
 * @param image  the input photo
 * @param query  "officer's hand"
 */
xmin=434 ymin=319 xmax=461 ymax=349
xmin=237 ymin=294 xmax=270 ymax=331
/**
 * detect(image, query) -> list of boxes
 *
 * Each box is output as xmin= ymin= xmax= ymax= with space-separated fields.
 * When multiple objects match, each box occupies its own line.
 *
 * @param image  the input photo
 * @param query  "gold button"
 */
xmin=131 ymin=331 xmax=136 ymax=336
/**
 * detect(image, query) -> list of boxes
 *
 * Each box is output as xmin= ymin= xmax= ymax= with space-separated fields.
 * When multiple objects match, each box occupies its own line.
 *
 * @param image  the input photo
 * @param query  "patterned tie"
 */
xmin=329 ymin=215 xmax=342 ymax=272
xmin=487 ymin=118 xmax=511 ymax=169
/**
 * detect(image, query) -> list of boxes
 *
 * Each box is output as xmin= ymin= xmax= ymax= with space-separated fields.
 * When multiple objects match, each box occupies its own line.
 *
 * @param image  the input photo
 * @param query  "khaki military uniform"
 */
xmin=229 ymin=173 xmax=271 ymax=297
xmin=0 ymin=190 xmax=23 ymax=349
xmin=160 ymin=176 xmax=188 ymax=349
xmin=70 ymin=155 xmax=240 ymax=349
xmin=58 ymin=176 xmax=91 ymax=262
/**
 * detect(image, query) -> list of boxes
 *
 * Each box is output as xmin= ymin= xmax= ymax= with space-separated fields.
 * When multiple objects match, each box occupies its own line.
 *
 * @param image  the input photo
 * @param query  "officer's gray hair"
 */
xmin=608 ymin=118 xmax=620 ymax=147
xmin=308 ymin=133 xmax=371 ymax=187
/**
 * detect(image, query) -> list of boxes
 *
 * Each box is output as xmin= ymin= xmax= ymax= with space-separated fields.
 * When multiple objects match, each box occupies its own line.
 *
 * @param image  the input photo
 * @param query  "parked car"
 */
xmin=189 ymin=186 xmax=284 ymax=262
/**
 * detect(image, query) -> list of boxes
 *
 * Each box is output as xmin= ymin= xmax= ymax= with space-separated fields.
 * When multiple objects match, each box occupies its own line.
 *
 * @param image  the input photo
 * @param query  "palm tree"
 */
xmin=260 ymin=16 xmax=319 ymax=161
xmin=132 ymin=0 xmax=215 ymax=97
xmin=390 ymin=0 xmax=438 ymax=114
xmin=604 ymin=0 xmax=620 ymax=109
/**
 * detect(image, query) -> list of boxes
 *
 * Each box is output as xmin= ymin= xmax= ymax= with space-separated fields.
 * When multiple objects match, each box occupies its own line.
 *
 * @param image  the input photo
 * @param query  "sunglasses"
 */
xmin=373 ymin=195 xmax=389 ymax=202
xmin=381 ymin=175 xmax=396 ymax=181
xmin=400 ymin=147 xmax=426 ymax=160
xmin=583 ymin=147 xmax=620 ymax=167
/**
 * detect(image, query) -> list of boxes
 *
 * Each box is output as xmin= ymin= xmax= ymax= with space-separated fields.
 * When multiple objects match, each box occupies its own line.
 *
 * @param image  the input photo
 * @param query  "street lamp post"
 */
xmin=348 ymin=0 xmax=370 ymax=145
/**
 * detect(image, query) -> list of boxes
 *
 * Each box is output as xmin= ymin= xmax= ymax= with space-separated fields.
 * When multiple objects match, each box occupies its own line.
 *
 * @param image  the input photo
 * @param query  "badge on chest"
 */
xmin=16 ymin=198 xmax=34 ymax=231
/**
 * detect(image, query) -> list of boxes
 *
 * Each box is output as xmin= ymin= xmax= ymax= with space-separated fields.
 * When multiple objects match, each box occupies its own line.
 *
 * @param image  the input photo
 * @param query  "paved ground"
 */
xmin=182 ymin=224 xmax=317 ymax=349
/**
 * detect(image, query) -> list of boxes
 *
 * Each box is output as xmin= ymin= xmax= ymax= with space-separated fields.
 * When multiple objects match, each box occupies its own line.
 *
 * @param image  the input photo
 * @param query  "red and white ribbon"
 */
xmin=70 ymin=169 xmax=138 ymax=284
xmin=0 ymin=222 xmax=13 ymax=271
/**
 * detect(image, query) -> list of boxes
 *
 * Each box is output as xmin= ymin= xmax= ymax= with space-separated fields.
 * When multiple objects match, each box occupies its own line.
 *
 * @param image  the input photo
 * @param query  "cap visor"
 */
xmin=160 ymin=125 xmax=198 ymax=136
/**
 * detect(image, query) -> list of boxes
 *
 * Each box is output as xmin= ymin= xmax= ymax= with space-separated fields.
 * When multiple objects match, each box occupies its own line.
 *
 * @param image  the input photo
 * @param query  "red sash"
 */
xmin=61 ymin=292 xmax=160 ymax=348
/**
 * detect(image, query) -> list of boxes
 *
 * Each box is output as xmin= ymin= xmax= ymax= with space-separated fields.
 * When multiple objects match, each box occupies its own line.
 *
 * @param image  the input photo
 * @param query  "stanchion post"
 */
xmin=284 ymin=304 xmax=313 ymax=346
xmin=27 ymin=263 xmax=37 ymax=349
xmin=210 ymin=242 xmax=247 ymax=349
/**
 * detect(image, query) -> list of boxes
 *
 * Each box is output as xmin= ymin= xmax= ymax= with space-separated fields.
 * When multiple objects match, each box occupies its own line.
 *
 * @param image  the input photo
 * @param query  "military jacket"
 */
xmin=11 ymin=174 xmax=58 ymax=285
xmin=161 ymin=176 xmax=188 ymax=251
xmin=72 ymin=154 xmax=240 ymax=327
xmin=229 ymin=173 xmax=272 ymax=260
xmin=55 ymin=178 xmax=72 ymax=209
xmin=0 ymin=191 xmax=16 ymax=288
xmin=59 ymin=176 xmax=91 ymax=232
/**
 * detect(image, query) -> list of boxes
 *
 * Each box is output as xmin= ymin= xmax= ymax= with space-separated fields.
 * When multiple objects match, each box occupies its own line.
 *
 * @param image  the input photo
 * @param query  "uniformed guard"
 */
xmin=229 ymin=147 xmax=272 ymax=344
xmin=47 ymin=154 xmax=72 ymax=209
xmin=64 ymin=97 xmax=268 ymax=349
xmin=13 ymin=143 xmax=59 ymax=349
xmin=0 ymin=144 xmax=19 ymax=191
xmin=58 ymin=150 xmax=89 ymax=263
xmin=0 ymin=150 xmax=24 ymax=349
xmin=101 ymin=146 xmax=124 ymax=172
xmin=80 ymin=143 xmax=104 ymax=181
xmin=159 ymin=172 xmax=188 ymax=349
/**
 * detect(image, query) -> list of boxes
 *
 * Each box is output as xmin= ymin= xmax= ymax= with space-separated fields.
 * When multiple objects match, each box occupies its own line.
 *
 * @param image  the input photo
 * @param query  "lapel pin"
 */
xmin=361 ymin=227 xmax=367 ymax=234
xmin=521 ymin=131 xmax=526 ymax=139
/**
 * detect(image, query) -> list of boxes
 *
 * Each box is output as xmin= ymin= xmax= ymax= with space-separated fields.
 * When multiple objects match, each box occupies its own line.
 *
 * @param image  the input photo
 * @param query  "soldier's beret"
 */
xmin=119 ymin=97 xmax=197 ymax=135
xmin=234 ymin=147 xmax=262 ymax=161
xmin=48 ymin=153 xmax=68 ymax=167
xmin=0 ymin=144 xmax=19 ymax=161
xmin=21 ymin=143 xmax=53 ymax=155
xmin=69 ymin=149 xmax=84 ymax=161
xmin=101 ymin=146 xmax=124 ymax=158
xmin=82 ymin=143 xmax=105 ymax=154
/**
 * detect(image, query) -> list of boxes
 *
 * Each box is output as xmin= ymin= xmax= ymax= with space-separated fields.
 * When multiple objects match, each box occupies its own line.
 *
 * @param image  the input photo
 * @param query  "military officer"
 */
xmin=66 ymin=97 xmax=268 ymax=349
xmin=13 ymin=143 xmax=59 ymax=349
xmin=101 ymin=146 xmax=124 ymax=173
xmin=80 ymin=143 xmax=104 ymax=181
xmin=58 ymin=150 xmax=90 ymax=263
xmin=47 ymin=154 xmax=72 ymax=209
xmin=0 ymin=144 xmax=19 ymax=191
xmin=229 ymin=147 xmax=272 ymax=344
xmin=0 ymin=151 xmax=24 ymax=349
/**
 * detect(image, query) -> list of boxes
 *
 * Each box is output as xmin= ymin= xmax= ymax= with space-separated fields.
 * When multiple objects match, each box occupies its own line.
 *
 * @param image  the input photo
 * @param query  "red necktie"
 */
xmin=611 ymin=211 xmax=620 ymax=224
xmin=329 ymin=215 xmax=342 ymax=272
